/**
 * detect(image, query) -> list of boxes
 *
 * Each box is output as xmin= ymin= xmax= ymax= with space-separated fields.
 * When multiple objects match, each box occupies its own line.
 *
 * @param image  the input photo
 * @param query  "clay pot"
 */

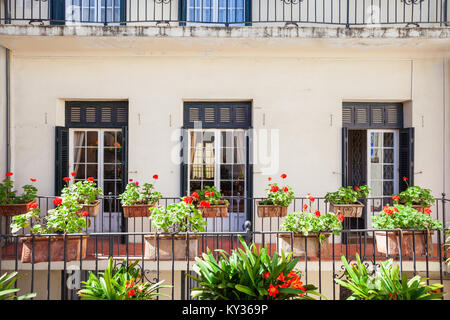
xmin=200 ymin=204 xmax=228 ymax=218
xmin=123 ymin=203 xmax=155 ymax=218
xmin=0 ymin=200 xmax=37 ymax=217
xmin=278 ymin=232 xmax=331 ymax=257
xmin=257 ymin=202 xmax=288 ymax=218
xmin=374 ymin=230 xmax=433 ymax=256
xmin=80 ymin=200 xmax=101 ymax=217
xmin=21 ymin=235 xmax=88 ymax=263
xmin=329 ymin=201 xmax=364 ymax=218
xmin=144 ymin=234 xmax=200 ymax=261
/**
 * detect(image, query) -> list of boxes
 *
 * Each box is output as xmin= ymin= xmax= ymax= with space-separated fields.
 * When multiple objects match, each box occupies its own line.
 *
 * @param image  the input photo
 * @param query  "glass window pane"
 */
xmin=74 ymin=148 xmax=85 ymax=163
xmin=383 ymin=165 xmax=394 ymax=180
xmin=370 ymin=149 xmax=381 ymax=163
xmin=74 ymin=131 xmax=86 ymax=147
xmin=87 ymin=131 xmax=98 ymax=147
xmin=104 ymin=148 xmax=116 ymax=163
xmin=189 ymin=181 xmax=202 ymax=194
xmin=74 ymin=164 xmax=86 ymax=180
xmin=233 ymin=165 xmax=245 ymax=179
xmin=383 ymin=181 xmax=394 ymax=196
xmin=86 ymin=148 xmax=98 ymax=163
xmin=104 ymin=131 xmax=115 ymax=147
xmin=384 ymin=132 xmax=394 ymax=147
xmin=370 ymin=132 xmax=382 ymax=148
xmin=104 ymin=164 xmax=116 ymax=180
xmin=86 ymin=164 xmax=98 ymax=179
xmin=220 ymin=165 xmax=233 ymax=180
xmin=383 ymin=149 xmax=394 ymax=164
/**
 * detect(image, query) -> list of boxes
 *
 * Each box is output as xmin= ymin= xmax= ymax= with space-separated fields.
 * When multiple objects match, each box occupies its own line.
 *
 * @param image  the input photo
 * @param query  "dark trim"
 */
xmin=5 ymin=48 xmax=10 ymax=173
xmin=179 ymin=0 xmax=251 ymax=25
xmin=341 ymin=127 xmax=348 ymax=187
xmin=50 ymin=0 xmax=66 ymax=25
xmin=399 ymin=127 xmax=415 ymax=192
xmin=55 ymin=126 xmax=69 ymax=196
xmin=342 ymin=102 xmax=403 ymax=129
xmin=178 ymin=0 xmax=187 ymax=26
xmin=65 ymin=101 xmax=128 ymax=128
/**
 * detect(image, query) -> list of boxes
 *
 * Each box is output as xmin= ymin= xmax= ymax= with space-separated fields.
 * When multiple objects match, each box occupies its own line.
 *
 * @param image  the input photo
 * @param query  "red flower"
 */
xmin=70 ymin=172 xmax=76 ymax=177
xmin=354 ymin=186 xmax=359 ymax=190
xmin=135 ymin=181 xmax=139 ymax=186
xmin=268 ymin=177 xmax=272 ymax=181
xmin=184 ymin=196 xmax=193 ymax=205
xmin=424 ymin=208 xmax=432 ymax=215
xmin=210 ymin=192 xmax=215 ymax=197
xmin=282 ymin=187 xmax=289 ymax=193
xmin=153 ymin=174 xmax=159 ymax=180
xmin=337 ymin=213 xmax=345 ymax=222
xmin=392 ymin=195 xmax=400 ymax=201
xmin=270 ymin=185 xmax=279 ymax=193
xmin=309 ymin=196 xmax=315 ymax=203
xmin=5 ymin=172 xmax=13 ymax=177
xmin=191 ymin=192 xmax=199 ymax=200
xmin=314 ymin=210 xmax=321 ymax=217
xmin=30 ymin=178 xmax=36 ymax=182
xmin=81 ymin=211 xmax=89 ymax=217
xmin=280 ymin=173 xmax=287 ymax=179
xmin=87 ymin=177 xmax=94 ymax=182
xmin=129 ymin=179 xmax=133 ymax=182
xmin=276 ymin=273 xmax=285 ymax=282
xmin=27 ymin=202 xmax=38 ymax=211
xmin=127 ymin=289 xmax=135 ymax=298
xmin=263 ymin=272 xmax=270 ymax=280
xmin=63 ymin=177 xmax=71 ymax=182
xmin=267 ymin=285 xmax=279 ymax=298
xmin=205 ymin=190 xmax=210 ymax=197
xmin=199 ymin=200 xmax=211 ymax=208
xmin=53 ymin=197 xmax=62 ymax=206
xmin=403 ymin=177 xmax=408 ymax=181
xmin=394 ymin=207 xmax=400 ymax=213
xmin=303 ymin=204 xmax=308 ymax=211
xmin=125 ymin=280 xmax=135 ymax=289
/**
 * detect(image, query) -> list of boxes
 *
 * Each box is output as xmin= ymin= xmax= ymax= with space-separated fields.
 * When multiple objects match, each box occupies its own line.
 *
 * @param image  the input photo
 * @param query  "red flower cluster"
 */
xmin=270 ymin=185 xmax=279 ymax=193
xmin=27 ymin=202 xmax=38 ymax=211
xmin=199 ymin=200 xmax=211 ymax=208
xmin=388 ymin=291 xmax=398 ymax=300
xmin=87 ymin=177 xmax=95 ymax=182
xmin=125 ymin=280 xmax=136 ymax=299
xmin=282 ymin=187 xmax=289 ymax=193
xmin=30 ymin=178 xmax=37 ymax=182
xmin=354 ymin=186 xmax=360 ymax=190
xmin=70 ymin=172 xmax=76 ymax=177
xmin=53 ymin=197 xmax=63 ymax=206
xmin=383 ymin=205 xmax=395 ymax=216
xmin=337 ymin=213 xmax=345 ymax=222
xmin=424 ymin=208 xmax=432 ymax=215
xmin=280 ymin=173 xmax=287 ymax=179
xmin=308 ymin=196 xmax=315 ymax=203
xmin=205 ymin=190 xmax=215 ymax=197
xmin=392 ymin=195 xmax=400 ymax=201
xmin=314 ymin=210 xmax=321 ymax=217
xmin=81 ymin=211 xmax=89 ymax=217
xmin=153 ymin=174 xmax=159 ymax=180
xmin=191 ymin=192 xmax=199 ymax=200
xmin=303 ymin=204 xmax=308 ymax=211
xmin=63 ymin=177 xmax=71 ymax=182
xmin=265 ymin=271 xmax=306 ymax=298
xmin=5 ymin=172 xmax=13 ymax=177
xmin=183 ymin=196 xmax=193 ymax=205
xmin=403 ymin=177 xmax=408 ymax=181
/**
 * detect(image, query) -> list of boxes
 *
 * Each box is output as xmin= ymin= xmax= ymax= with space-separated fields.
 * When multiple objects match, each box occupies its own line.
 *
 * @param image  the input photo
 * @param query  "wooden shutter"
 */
xmin=180 ymin=128 xmax=188 ymax=196
xmin=342 ymin=127 xmax=349 ymax=187
xmin=342 ymin=103 xmax=403 ymax=129
xmin=50 ymin=0 xmax=66 ymax=25
xmin=184 ymin=102 xmax=251 ymax=129
xmin=55 ymin=126 xmax=69 ymax=195
xmin=66 ymin=101 xmax=128 ymax=128
xmin=398 ymin=128 xmax=414 ymax=192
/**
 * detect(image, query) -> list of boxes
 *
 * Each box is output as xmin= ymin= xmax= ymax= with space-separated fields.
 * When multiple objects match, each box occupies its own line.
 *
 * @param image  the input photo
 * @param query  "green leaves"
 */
xmin=396 ymin=186 xmax=435 ymax=208
xmin=0 ymin=176 xmax=37 ymax=205
xmin=62 ymin=180 xmax=103 ymax=205
xmin=325 ymin=185 xmax=370 ymax=205
xmin=119 ymin=181 xmax=162 ymax=206
xmin=0 ymin=272 xmax=36 ymax=300
xmin=281 ymin=211 xmax=343 ymax=237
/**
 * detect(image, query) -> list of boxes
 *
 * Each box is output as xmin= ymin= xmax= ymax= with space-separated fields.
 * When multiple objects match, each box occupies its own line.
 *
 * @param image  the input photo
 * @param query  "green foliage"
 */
xmin=0 ymin=272 xmax=36 ymax=300
xmin=196 ymin=186 xmax=229 ymax=206
xmin=62 ymin=180 xmax=103 ymax=205
xmin=446 ymin=230 xmax=450 ymax=267
xmin=325 ymin=185 xmax=370 ymax=205
xmin=395 ymin=186 xmax=435 ymax=208
xmin=259 ymin=177 xmax=295 ymax=207
xmin=78 ymin=258 xmax=171 ymax=300
xmin=187 ymin=236 xmax=325 ymax=300
xmin=150 ymin=199 xmax=207 ymax=233
xmin=335 ymin=253 xmax=444 ymax=300
xmin=0 ymin=175 xmax=37 ymax=205
xmin=371 ymin=204 xmax=443 ymax=230
xmin=119 ymin=181 xmax=162 ymax=206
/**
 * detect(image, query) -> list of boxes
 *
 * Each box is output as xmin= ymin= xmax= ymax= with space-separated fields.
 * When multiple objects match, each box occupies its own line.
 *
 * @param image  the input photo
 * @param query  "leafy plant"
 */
xmin=371 ymin=204 xmax=443 ymax=230
xmin=150 ymin=196 xmax=207 ymax=233
xmin=281 ymin=195 xmax=344 ymax=242
xmin=325 ymin=185 xmax=370 ymax=205
xmin=335 ymin=253 xmax=443 ymax=300
xmin=259 ymin=173 xmax=295 ymax=207
xmin=195 ymin=186 xmax=229 ymax=206
xmin=393 ymin=179 xmax=435 ymax=208
xmin=62 ymin=177 xmax=103 ymax=205
xmin=187 ymin=236 xmax=325 ymax=300
xmin=0 ymin=172 xmax=37 ymax=205
xmin=0 ymin=272 xmax=36 ymax=300
xmin=119 ymin=176 xmax=162 ymax=206
xmin=78 ymin=258 xmax=171 ymax=300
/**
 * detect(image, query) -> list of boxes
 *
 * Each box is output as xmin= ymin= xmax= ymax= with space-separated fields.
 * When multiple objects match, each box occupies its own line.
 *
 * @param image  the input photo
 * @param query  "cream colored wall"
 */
xmin=0 ymin=47 xmax=6 ymax=176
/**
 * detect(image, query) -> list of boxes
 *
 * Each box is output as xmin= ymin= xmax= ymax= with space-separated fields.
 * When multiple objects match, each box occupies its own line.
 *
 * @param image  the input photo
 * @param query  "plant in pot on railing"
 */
xmin=187 ymin=236 xmax=326 ymax=300
xmin=145 ymin=195 xmax=207 ymax=261
xmin=335 ymin=253 xmax=443 ymax=300
xmin=393 ymin=177 xmax=435 ymax=214
xmin=325 ymin=185 xmax=370 ymax=218
xmin=119 ymin=175 xmax=162 ymax=218
xmin=195 ymin=186 xmax=230 ymax=218
xmin=257 ymin=173 xmax=295 ymax=218
xmin=10 ymin=193 xmax=90 ymax=263
xmin=61 ymin=174 xmax=103 ymax=217
xmin=0 ymin=172 xmax=38 ymax=217
xmin=371 ymin=203 xmax=443 ymax=257
xmin=279 ymin=196 xmax=344 ymax=258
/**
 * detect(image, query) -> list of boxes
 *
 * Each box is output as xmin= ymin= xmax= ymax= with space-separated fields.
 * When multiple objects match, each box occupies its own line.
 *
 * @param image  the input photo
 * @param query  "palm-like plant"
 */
xmin=0 ymin=272 xmax=36 ymax=300
xmin=335 ymin=253 xmax=443 ymax=300
xmin=77 ymin=258 xmax=171 ymax=300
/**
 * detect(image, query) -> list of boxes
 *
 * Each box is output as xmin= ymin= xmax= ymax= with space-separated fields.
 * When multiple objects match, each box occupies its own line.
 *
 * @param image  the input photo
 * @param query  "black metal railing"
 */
xmin=0 ymin=0 xmax=448 ymax=27
xmin=0 ymin=227 xmax=448 ymax=300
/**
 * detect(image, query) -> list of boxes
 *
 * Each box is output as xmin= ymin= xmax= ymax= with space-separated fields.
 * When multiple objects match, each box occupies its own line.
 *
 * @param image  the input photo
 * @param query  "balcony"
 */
xmin=0 ymin=195 xmax=448 ymax=300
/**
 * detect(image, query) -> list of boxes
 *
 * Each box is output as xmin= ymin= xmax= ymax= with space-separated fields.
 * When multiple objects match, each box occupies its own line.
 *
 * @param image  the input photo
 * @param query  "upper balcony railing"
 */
xmin=0 ymin=0 xmax=448 ymax=28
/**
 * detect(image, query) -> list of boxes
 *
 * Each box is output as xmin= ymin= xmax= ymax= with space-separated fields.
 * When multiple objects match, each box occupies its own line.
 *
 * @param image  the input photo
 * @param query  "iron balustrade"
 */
xmin=0 ymin=0 xmax=448 ymax=27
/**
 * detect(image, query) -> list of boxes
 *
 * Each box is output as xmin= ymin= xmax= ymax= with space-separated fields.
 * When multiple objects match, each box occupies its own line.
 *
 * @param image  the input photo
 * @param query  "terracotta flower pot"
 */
xmin=21 ymin=235 xmax=88 ymax=263
xmin=374 ymin=230 xmax=434 ymax=256
xmin=278 ymin=232 xmax=331 ymax=258
xmin=200 ymin=204 xmax=228 ymax=218
xmin=123 ymin=203 xmax=155 ymax=218
xmin=80 ymin=200 xmax=101 ymax=217
xmin=144 ymin=234 xmax=200 ymax=261
xmin=0 ymin=200 xmax=37 ymax=217
xmin=329 ymin=201 xmax=364 ymax=218
xmin=257 ymin=202 xmax=288 ymax=218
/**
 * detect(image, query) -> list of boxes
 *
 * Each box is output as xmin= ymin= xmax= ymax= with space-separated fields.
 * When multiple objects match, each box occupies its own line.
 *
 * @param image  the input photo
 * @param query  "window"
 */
xmin=51 ymin=0 xmax=125 ymax=25
xmin=183 ymin=0 xmax=250 ymax=25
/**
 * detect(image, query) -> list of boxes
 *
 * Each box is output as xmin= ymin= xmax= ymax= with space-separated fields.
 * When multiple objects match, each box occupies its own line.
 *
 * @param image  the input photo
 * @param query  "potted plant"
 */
xmin=372 ymin=204 xmax=443 ymax=256
xmin=257 ymin=173 xmax=295 ymax=218
xmin=119 ymin=175 xmax=162 ymax=218
xmin=194 ymin=186 xmax=230 ymax=218
xmin=325 ymin=185 xmax=370 ymax=218
xmin=10 ymin=193 xmax=90 ymax=263
xmin=187 ymin=236 xmax=325 ymax=300
xmin=61 ymin=175 xmax=103 ymax=217
xmin=145 ymin=196 xmax=207 ymax=261
xmin=393 ymin=177 xmax=435 ymax=214
xmin=0 ymin=172 xmax=38 ymax=217
xmin=335 ymin=253 xmax=443 ymax=300
xmin=279 ymin=196 xmax=344 ymax=258
xmin=78 ymin=258 xmax=171 ymax=300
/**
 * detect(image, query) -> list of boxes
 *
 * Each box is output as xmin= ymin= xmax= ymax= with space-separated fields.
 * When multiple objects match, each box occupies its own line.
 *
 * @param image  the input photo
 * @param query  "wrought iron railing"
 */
xmin=0 ymin=0 xmax=448 ymax=27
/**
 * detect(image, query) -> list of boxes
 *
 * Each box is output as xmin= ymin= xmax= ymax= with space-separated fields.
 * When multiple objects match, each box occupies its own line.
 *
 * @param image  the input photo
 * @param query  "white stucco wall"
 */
xmin=0 ymin=47 xmax=6 ymax=176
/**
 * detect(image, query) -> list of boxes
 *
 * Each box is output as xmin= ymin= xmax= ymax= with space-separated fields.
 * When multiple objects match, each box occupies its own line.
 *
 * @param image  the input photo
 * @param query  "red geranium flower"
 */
xmin=205 ymin=190 xmax=210 ymax=197
xmin=70 ymin=172 xmax=76 ymax=177
xmin=125 ymin=280 xmax=135 ymax=289
xmin=199 ymin=200 xmax=211 ymax=208
xmin=424 ymin=208 xmax=432 ymax=215
xmin=81 ymin=211 xmax=89 ymax=217
xmin=129 ymin=179 xmax=133 ymax=182
xmin=27 ymin=202 xmax=38 ymax=211
xmin=127 ymin=289 xmax=135 ymax=298
xmin=30 ymin=178 xmax=36 ymax=182
xmin=354 ymin=186 xmax=359 ymax=190
xmin=87 ymin=177 xmax=95 ymax=182
xmin=337 ymin=213 xmax=345 ymax=222
xmin=276 ymin=273 xmax=285 ymax=282
xmin=184 ymin=196 xmax=193 ymax=205
xmin=303 ymin=204 xmax=308 ymax=211
xmin=263 ymin=272 xmax=270 ymax=280
xmin=280 ymin=173 xmax=287 ymax=179
xmin=403 ymin=177 xmax=408 ymax=181
xmin=314 ymin=210 xmax=321 ymax=217
xmin=63 ymin=177 xmax=71 ymax=182
xmin=282 ymin=187 xmax=289 ymax=193
xmin=270 ymin=185 xmax=279 ymax=193
xmin=392 ymin=195 xmax=400 ymax=201
xmin=153 ymin=174 xmax=159 ymax=180
xmin=309 ymin=196 xmax=315 ymax=203
xmin=53 ymin=197 xmax=62 ymax=206
xmin=210 ymin=192 xmax=215 ymax=197
xmin=5 ymin=172 xmax=13 ymax=177
xmin=268 ymin=177 xmax=272 ymax=181
xmin=191 ymin=192 xmax=199 ymax=200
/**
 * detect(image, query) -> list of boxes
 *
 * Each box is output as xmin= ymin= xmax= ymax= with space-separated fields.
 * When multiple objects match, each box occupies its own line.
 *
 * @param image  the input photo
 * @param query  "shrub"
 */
xmin=0 ymin=173 xmax=37 ymax=205
xmin=325 ymin=185 xmax=370 ymax=205
xmin=259 ymin=173 xmax=295 ymax=207
xmin=393 ymin=180 xmax=435 ymax=208
xmin=0 ymin=272 xmax=36 ymax=300
xmin=62 ymin=177 xmax=103 ymax=205
xmin=119 ymin=176 xmax=162 ymax=206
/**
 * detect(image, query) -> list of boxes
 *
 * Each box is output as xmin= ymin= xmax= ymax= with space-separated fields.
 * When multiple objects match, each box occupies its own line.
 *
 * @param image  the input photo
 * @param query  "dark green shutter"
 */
xmin=244 ymin=0 xmax=252 ymax=26
xmin=399 ymin=127 xmax=414 ymax=192
xmin=55 ymin=126 xmax=69 ymax=195
xmin=180 ymin=128 xmax=188 ymax=196
xmin=120 ymin=126 xmax=128 ymax=234
xmin=246 ymin=132 xmax=253 ymax=223
xmin=342 ymin=127 xmax=349 ymax=187
xmin=178 ymin=0 xmax=187 ymax=26
xmin=50 ymin=0 xmax=66 ymax=25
